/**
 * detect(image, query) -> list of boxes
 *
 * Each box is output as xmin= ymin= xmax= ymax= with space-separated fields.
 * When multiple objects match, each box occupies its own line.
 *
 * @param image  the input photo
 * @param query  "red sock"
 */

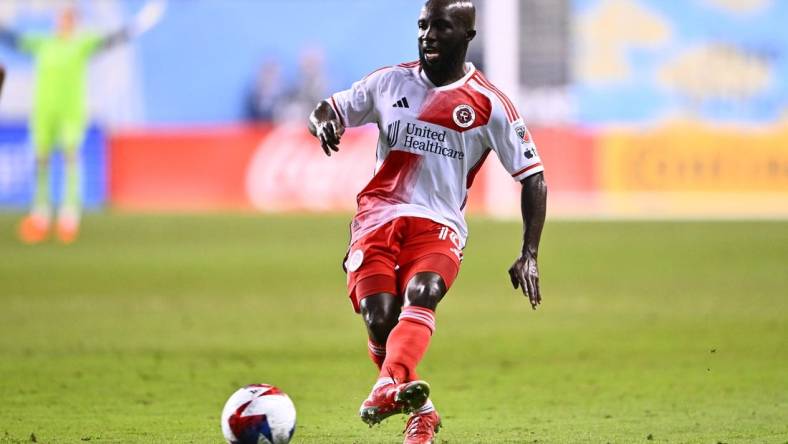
xmin=367 ymin=339 xmax=386 ymax=370
xmin=379 ymin=306 xmax=436 ymax=382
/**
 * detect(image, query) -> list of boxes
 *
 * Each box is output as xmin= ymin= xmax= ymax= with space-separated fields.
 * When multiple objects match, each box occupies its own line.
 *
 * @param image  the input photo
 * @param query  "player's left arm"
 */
xmin=97 ymin=0 xmax=165 ymax=52
xmin=486 ymin=110 xmax=547 ymax=309
xmin=508 ymin=172 xmax=547 ymax=310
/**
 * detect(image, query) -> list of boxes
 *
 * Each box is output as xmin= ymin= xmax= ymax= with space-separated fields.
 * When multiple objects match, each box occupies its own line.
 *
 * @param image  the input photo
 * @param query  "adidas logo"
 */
xmin=392 ymin=97 xmax=410 ymax=108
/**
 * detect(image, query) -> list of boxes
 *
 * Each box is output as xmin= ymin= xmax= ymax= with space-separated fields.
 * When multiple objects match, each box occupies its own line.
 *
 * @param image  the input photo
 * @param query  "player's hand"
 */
xmin=132 ymin=0 xmax=166 ymax=36
xmin=508 ymin=253 xmax=541 ymax=310
xmin=315 ymin=120 xmax=344 ymax=157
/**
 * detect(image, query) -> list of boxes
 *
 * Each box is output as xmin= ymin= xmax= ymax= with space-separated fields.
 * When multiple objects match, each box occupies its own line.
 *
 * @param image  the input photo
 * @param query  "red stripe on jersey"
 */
xmin=466 ymin=148 xmax=491 ymax=189
xmin=474 ymin=73 xmax=518 ymax=122
xmin=362 ymin=65 xmax=392 ymax=81
xmin=330 ymin=95 xmax=345 ymax=127
xmin=461 ymin=148 xmax=492 ymax=210
xmin=473 ymin=74 xmax=516 ymax=122
xmin=472 ymin=73 xmax=520 ymax=123
xmin=362 ymin=61 xmax=418 ymax=82
xmin=417 ymin=85 xmax=492 ymax=133
xmin=397 ymin=60 xmax=421 ymax=68
xmin=474 ymin=74 xmax=513 ymax=122
xmin=356 ymin=150 xmax=424 ymax=213
xmin=511 ymin=162 xmax=542 ymax=178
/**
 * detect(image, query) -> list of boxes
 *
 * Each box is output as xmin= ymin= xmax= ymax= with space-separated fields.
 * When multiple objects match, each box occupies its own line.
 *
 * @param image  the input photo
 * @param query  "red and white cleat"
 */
xmin=56 ymin=220 xmax=79 ymax=244
xmin=403 ymin=410 xmax=441 ymax=444
xmin=17 ymin=215 xmax=49 ymax=244
xmin=56 ymin=210 xmax=80 ymax=244
xmin=359 ymin=380 xmax=430 ymax=426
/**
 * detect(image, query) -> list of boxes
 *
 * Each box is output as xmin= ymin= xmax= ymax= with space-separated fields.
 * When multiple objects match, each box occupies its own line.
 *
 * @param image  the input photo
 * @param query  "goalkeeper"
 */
xmin=0 ymin=2 xmax=164 ymax=243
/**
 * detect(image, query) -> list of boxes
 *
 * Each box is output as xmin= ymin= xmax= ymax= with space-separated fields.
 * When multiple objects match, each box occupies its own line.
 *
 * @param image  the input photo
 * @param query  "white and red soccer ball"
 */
xmin=221 ymin=384 xmax=296 ymax=444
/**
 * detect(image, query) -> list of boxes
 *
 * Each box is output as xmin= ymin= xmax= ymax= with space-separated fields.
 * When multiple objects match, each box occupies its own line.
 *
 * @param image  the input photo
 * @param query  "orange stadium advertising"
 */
xmin=598 ymin=121 xmax=788 ymax=218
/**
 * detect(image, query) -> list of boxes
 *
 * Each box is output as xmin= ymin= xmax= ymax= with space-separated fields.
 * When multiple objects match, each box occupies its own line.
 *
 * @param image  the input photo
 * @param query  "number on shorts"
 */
xmin=438 ymin=227 xmax=463 ymax=261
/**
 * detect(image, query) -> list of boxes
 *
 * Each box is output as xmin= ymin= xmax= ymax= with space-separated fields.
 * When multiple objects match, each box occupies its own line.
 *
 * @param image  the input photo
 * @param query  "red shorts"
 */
xmin=344 ymin=216 xmax=463 ymax=313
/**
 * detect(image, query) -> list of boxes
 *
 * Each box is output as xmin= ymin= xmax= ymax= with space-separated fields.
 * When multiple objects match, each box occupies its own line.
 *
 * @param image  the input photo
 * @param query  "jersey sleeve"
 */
xmin=80 ymin=33 xmax=104 ymax=58
xmin=18 ymin=34 xmax=45 ymax=55
xmin=327 ymin=68 xmax=387 ymax=128
xmin=487 ymin=112 xmax=544 ymax=182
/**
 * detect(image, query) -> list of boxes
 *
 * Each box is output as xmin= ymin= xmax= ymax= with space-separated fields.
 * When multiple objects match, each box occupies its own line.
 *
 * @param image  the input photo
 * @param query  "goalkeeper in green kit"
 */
xmin=0 ymin=2 xmax=164 ymax=244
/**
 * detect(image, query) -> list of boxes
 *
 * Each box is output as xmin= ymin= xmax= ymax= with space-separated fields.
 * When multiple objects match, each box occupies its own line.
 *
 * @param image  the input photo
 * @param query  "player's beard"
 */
xmin=419 ymin=41 xmax=468 ymax=84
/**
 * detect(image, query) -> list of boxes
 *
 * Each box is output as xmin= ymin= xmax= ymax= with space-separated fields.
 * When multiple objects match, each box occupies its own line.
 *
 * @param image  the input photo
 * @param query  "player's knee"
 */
xmin=404 ymin=273 xmax=446 ymax=310
xmin=360 ymin=293 xmax=400 ymax=342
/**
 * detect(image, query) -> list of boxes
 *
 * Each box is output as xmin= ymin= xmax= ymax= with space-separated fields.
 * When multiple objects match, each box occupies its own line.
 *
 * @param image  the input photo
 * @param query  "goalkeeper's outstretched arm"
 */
xmin=99 ymin=0 xmax=166 ymax=51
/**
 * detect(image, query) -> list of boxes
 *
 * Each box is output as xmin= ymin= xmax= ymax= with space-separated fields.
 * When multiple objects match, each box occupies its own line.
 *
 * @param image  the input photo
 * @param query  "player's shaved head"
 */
xmin=423 ymin=0 xmax=476 ymax=31
xmin=418 ymin=0 xmax=476 ymax=85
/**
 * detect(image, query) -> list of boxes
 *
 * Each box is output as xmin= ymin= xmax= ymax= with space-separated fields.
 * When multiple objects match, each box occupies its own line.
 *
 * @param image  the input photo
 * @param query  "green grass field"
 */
xmin=0 ymin=214 xmax=786 ymax=443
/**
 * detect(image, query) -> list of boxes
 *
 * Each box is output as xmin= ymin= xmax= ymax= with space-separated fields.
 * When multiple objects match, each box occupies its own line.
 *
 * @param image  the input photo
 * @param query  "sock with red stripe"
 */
xmin=379 ymin=306 xmax=436 ymax=382
xmin=367 ymin=339 xmax=386 ymax=370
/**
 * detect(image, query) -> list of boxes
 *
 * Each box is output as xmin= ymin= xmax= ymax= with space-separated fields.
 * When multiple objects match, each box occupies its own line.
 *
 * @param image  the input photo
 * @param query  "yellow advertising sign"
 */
xmin=592 ymin=121 xmax=788 ymax=218
xmin=601 ymin=122 xmax=788 ymax=193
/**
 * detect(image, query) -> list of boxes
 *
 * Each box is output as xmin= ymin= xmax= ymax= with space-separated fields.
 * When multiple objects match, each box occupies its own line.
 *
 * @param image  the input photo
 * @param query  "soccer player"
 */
xmin=309 ymin=1 xmax=547 ymax=442
xmin=0 ymin=1 xmax=164 ymax=244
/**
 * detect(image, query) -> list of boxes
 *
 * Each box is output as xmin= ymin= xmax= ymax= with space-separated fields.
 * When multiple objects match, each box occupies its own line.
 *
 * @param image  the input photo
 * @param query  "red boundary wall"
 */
xmin=109 ymin=124 xmax=597 ymax=213
xmin=110 ymin=125 xmax=269 ymax=211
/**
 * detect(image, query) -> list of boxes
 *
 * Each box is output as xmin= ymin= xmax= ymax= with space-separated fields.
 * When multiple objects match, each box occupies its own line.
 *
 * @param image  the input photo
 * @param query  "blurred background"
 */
xmin=0 ymin=0 xmax=786 ymax=218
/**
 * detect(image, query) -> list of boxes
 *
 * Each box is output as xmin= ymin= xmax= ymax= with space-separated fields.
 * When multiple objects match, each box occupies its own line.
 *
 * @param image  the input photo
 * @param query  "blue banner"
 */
xmin=0 ymin=124 xmax=107 ymax=209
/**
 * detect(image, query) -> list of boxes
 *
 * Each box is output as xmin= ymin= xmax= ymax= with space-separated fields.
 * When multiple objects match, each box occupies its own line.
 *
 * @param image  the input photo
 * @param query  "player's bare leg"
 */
xmin=18 ymin=153 xmax=52 ymax=244
xmin=361 ymin=293 xmax=400 ymax=349
xmin=361 ymin=292 xmax=398 ymax=369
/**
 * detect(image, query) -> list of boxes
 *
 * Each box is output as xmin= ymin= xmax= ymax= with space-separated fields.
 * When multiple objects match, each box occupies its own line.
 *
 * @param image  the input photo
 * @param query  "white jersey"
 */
xmin=329 ymin=61 xmax=544 ymax=247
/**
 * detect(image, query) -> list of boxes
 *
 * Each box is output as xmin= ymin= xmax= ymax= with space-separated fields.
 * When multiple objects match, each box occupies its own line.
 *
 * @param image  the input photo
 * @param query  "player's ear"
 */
xmin=466 ymin=29 xmax=476 ymax=42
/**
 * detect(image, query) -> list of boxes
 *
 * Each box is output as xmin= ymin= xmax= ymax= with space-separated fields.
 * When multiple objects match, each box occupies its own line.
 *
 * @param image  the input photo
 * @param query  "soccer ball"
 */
xmin=221 ymin=384 xmax=296 ymax=444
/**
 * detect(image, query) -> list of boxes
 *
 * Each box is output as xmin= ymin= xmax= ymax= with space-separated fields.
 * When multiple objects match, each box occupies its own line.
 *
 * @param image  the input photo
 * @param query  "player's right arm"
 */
xmin=309 ymin=66 xmax=387 ymax=156
xmin=308 ymin=101 xmax=345 ymax=156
